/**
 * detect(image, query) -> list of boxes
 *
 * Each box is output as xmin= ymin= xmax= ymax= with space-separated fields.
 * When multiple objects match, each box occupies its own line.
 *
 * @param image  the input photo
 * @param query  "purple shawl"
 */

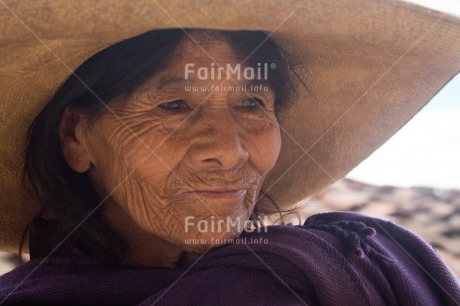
xmin=1 ymin=211 xmax=459 ymax=305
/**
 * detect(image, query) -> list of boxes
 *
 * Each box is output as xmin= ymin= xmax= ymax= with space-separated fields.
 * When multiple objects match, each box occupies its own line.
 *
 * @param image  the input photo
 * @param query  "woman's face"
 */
xmin=65 ymin=34 xmax=281 ymax=252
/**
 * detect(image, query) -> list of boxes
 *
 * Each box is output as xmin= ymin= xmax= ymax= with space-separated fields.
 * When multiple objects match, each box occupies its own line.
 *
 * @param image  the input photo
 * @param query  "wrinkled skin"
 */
xmin=59 ymin=32 xmax=281 ymax=267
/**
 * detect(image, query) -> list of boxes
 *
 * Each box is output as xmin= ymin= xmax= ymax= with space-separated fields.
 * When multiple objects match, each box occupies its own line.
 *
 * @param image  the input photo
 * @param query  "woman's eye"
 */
xmin=158 ymin=100 xmax=188 ymax=111
xmin=242 ymin=97 xmax=265 ymax=109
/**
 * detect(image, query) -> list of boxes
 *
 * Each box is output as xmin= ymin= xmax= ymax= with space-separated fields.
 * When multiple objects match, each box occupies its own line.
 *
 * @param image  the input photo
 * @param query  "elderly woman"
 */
xmin=1 ymin=1 xmax=460 ymax=305
xmin=28 ymin=29 xmax=293 ymax=268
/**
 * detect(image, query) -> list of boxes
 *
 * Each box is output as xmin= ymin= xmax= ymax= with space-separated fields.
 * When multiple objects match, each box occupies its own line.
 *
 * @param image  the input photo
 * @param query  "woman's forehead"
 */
xmin=173 ymin=35 xmax=240 ymax=66
xmin=136 ymin=71 xmax=276 ymax=100
xmin=144 ymin=36 xmax=274 ymax=90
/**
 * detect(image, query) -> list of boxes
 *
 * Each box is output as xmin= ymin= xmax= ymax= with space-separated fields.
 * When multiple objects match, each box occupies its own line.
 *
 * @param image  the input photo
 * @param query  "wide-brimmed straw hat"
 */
xmin=1 ymin=0 xmax=460 ymax=252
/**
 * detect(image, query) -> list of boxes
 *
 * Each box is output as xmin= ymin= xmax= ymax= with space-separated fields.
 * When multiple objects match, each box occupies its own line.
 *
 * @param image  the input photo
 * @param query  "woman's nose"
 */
xmin=186 ymin=111 xmax=249 ymax=171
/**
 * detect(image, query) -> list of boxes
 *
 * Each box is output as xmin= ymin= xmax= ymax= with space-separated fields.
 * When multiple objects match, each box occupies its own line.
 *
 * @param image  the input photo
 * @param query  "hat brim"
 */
xmin=1 ymin=0 xmax=460 ymax=251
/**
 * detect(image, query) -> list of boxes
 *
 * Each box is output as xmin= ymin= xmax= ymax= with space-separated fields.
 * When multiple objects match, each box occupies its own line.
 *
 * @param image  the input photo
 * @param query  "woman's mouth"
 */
xmin=187 ymin=189 xmax=247 ymax=200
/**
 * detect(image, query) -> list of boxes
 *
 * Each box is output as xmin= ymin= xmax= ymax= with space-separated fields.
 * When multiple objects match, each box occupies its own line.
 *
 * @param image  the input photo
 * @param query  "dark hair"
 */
xmin=23 ymin=29 xmax=296 ymax=264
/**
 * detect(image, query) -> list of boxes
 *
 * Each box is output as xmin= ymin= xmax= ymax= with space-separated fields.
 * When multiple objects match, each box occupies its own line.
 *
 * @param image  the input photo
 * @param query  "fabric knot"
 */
xmin=306 ymin=220 xmax=378 ymax=259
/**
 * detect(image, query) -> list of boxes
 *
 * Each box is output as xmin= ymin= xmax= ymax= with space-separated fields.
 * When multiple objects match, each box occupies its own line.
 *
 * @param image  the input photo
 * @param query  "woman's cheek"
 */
xmin=245 ymin=119 xmax=281 ymax=172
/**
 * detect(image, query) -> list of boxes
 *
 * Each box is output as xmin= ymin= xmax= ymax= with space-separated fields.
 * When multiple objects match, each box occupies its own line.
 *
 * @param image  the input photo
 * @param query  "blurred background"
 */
xmin=1 ymin=0 xmax=459 ymax=277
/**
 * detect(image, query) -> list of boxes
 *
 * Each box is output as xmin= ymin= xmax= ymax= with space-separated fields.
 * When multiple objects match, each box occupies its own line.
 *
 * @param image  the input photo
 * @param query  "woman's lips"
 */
xmin=187 ymin=189 xmax=247 ymax=200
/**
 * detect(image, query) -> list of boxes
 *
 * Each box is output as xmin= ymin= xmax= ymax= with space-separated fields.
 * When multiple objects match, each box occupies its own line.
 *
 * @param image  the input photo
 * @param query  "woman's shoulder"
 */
xmin=196 ymin=211 xmax=460 ymax=305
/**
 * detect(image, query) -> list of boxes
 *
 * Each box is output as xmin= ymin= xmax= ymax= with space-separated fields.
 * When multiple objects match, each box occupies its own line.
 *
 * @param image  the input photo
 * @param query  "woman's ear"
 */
xmin=59 ymin=105 xmax=91 ymax=173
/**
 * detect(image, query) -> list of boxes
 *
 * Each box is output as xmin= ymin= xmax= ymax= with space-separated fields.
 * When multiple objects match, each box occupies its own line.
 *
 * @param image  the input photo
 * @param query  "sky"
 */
xmin=346 ymin=0 xmax=460 ymax=190
xmin=403 ymin=0 xmax=460 ymax=16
